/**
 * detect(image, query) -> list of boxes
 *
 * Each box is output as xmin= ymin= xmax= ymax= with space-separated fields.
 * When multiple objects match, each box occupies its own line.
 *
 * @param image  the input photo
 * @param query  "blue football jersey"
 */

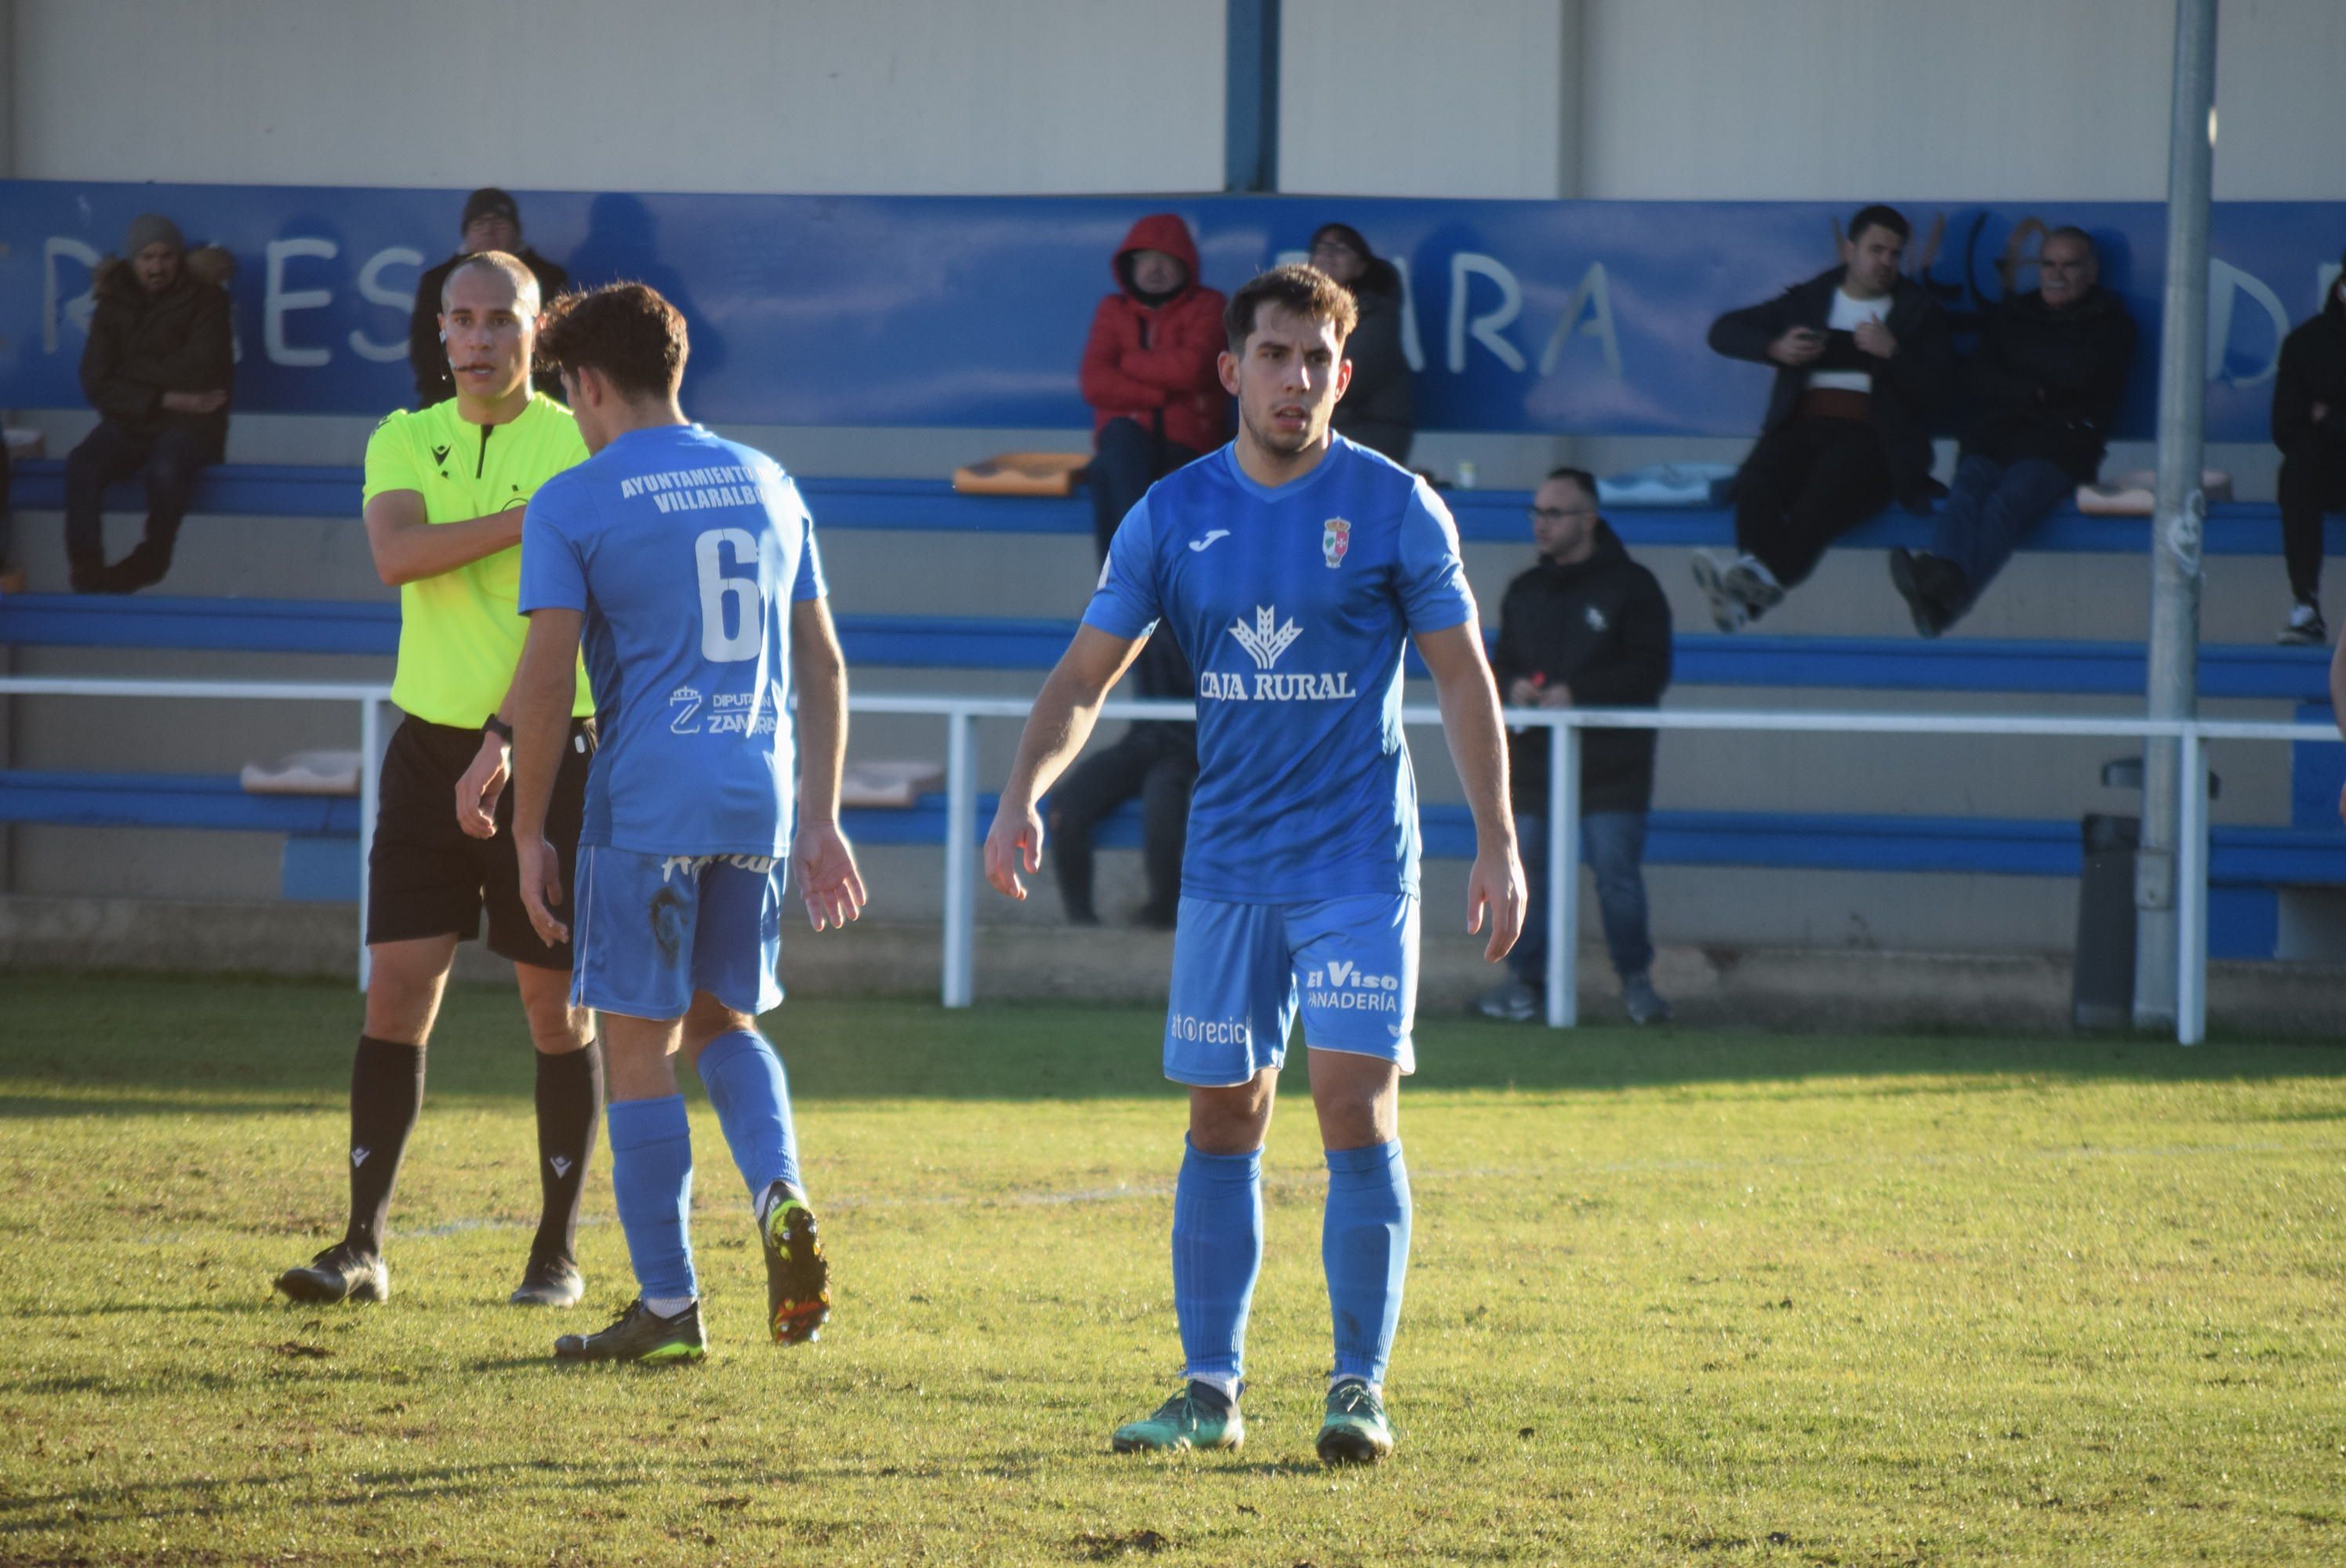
xmin=1082 ymin=437 xmax=1476 ymax=902
xmin=519 ymin=423 xmax=826 ymax=858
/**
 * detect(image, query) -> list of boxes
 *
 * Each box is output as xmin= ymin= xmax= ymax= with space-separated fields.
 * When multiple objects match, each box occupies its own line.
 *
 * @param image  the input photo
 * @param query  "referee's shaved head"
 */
xmin=441 ymin=250 xmax=540 ymax=315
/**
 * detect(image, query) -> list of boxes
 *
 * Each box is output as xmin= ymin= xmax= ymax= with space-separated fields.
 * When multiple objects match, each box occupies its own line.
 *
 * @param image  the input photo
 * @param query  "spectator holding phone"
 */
xmin=1696 ymin=205 xmax=1952 ymax=631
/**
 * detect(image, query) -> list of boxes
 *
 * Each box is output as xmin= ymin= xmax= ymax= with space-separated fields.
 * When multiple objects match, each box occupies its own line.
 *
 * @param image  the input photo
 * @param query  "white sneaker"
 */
xmin=2277 ymin=601 xmax=2327 ymax=647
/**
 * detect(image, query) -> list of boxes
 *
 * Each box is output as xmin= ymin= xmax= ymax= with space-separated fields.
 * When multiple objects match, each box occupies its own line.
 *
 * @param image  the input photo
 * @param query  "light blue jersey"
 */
xmin=1082 ymin=437 xmax=1476 ymax=903
xmin=520 ymin=423 xmax=825 ymax=858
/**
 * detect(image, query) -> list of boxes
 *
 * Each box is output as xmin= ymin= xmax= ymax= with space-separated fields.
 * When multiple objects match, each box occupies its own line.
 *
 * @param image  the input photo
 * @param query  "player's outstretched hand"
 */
xmin=1465 ymin=843 xmax=1527 ymax=964
xmin=792 ymin=822 xmax=868 ymax=932
xmin=516 ymin=833 xmax=568 ymax=946
xmin=456 ymin=734 xmax=510 ymax=840
xmin=983 ymin=799 xmax=1044 ymax=901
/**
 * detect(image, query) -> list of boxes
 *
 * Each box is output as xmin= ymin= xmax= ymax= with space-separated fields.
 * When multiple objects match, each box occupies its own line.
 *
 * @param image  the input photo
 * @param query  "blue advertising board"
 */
xmin=2 ymin=180 xmax=2337 ymax=439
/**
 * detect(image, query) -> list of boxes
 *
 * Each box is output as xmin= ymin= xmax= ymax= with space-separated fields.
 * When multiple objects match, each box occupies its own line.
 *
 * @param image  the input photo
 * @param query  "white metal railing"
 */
xmin=2 ymin=675 xmax=2336 ymax=1045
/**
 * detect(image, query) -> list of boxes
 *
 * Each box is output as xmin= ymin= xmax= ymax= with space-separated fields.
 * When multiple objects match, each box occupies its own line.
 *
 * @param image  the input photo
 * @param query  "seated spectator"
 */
xmin=1079 ymin=213 xmax=1228 ymax=561
xmin=64 ymin=213 xmax=234 ymax=593
xmin=408 ymin=187 xmax=568 ymax=408
xmin=1890 ymin=226 xmax=2136 ymax=636
xmin=1309 ymin=222 xmax=1414 ymax=464
xmin=1698 ymin=204 xmax=1952 ymax=631
xmin=1476 ymin=468 xmax=1673 ymax=1025
xmin=2270 ymin=252 xmax=2346 ymax=647
xmin=1048 ymin=635 xmax=1198 ymax=931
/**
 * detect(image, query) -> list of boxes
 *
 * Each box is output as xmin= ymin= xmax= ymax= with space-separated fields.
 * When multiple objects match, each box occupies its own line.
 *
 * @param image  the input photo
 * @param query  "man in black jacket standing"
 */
xmin=1890 ymin=226 xmax=2135 ymax=636
xmin=1698 ymin=205 xmax=1952 ymax=632
xmin=65 ymin=212 xmax=234 ymax=593
xmin=407 ymin=189 xmax=569 ymax=408
xmin=1476 ymin=469 xmax=1673 ymax=1025
xmin=2269 ymin=254 xmax=2346 ymax=647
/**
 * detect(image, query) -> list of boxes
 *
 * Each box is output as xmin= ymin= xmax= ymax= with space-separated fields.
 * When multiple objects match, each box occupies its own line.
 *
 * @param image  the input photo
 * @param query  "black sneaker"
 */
xmin=2278 ymin=601 xmax=2327 ymax=647
xmin=760 ymin=1181 xmax=830 ymax=1345
xmin=553 ymin=1298 xmax=706 ymax=1363
xmin=1890 ymin=549 xmax=1966 ymax=638
xmin=274 ymin=1242 xmax=389 ymax=1305
xmin=509 ymin=1254 xmax=585 ymax=1308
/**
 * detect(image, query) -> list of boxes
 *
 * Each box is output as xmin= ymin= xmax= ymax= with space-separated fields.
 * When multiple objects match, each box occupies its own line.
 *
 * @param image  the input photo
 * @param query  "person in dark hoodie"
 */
xmin=1309 ymin=223 xmax=1414 ymax=464
xmin=64 ymin=212 xmax=234 ymax=593
xmin=1476 ymin=468 xmax=1673 ymax=1025
xmin=409 ymin=188 xmax=570 ymax=408
xmin=1890 ymin=226 xmax=2135 ymax=637
xmin=1079 ymin=213 xmax=1229 ymax=560
xmin=1698 ymin=205 xmax=1953 ymax=632
xmin=2270 ymin=254 xmax=2346 ymax=647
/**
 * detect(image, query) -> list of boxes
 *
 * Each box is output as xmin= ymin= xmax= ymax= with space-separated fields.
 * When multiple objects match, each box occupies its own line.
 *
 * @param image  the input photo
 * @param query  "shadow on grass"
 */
xmin=0 ymin=1457 xmax=653 ymax=1536
xmin=4 ymin=972 xmax=2341 ymax=1115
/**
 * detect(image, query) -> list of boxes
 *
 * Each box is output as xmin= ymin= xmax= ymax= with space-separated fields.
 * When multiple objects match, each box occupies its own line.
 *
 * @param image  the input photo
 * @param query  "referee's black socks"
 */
xmin=532 ymin=1042 xmax=604 ymax=1266
xmin=343 ymin=1035 xmax=426 ymax=1257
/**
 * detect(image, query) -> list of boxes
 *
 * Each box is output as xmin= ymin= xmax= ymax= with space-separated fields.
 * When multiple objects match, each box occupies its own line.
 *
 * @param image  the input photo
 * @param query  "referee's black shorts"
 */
xmin=366 ymin=714 xmax=597 ymax=969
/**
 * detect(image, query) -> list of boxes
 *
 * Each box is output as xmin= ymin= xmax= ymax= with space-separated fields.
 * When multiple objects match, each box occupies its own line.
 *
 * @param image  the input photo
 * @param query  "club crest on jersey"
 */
xmin=1322 ymin=517 xmax=1351 ymax=568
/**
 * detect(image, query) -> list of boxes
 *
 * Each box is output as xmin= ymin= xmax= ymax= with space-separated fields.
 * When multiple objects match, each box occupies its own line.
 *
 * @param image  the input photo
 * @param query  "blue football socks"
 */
xmin=607 ymin=1094 xmax=698 ymax=1303
xmin=1171 ymin=1138 xmax=1263 ymax=1392
xmin=1323 ymin=1138 xmax=1411 ymax=1388
xmin=695 ymin=1029 xmax=801 ymax=1204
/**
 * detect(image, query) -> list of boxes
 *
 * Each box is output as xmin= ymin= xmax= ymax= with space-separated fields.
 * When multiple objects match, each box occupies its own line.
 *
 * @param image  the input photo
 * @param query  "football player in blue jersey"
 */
xmin=506 ymin=282 xmax=866 ymax=1364
xmin=985 ymin=263 xmax=1525 ymax=1462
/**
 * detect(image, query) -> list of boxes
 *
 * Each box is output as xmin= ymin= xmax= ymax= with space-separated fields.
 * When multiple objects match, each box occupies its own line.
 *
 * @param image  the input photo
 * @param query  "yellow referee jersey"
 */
xmin=362 ymin=394 xmax=595 ymax=727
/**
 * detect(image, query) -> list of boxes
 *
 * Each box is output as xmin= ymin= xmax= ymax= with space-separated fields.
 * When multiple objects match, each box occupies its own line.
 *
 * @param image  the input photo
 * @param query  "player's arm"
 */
xmin=790 ymin=596 xmax=867 ymax=931
xmin=363 ymin=488 xmax=528 ymax=587
xmin=508 ymin=606 xmax=586 ymax=946
xmin=1415 ymin=619 xmax=1526 ymax=963
xmin=983 ymin=625 xmax=1148 ymax=900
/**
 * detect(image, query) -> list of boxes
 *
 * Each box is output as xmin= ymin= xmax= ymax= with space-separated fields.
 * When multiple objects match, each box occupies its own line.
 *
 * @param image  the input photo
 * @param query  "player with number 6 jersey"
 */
xmin=508 ymin=282 xmax=864 ymax=1366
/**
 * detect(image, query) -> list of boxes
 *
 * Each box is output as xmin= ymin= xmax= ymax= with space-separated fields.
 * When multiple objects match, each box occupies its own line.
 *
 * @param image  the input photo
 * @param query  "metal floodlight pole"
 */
xmin=2136 ymin=0 xmax=2218 ymax=1030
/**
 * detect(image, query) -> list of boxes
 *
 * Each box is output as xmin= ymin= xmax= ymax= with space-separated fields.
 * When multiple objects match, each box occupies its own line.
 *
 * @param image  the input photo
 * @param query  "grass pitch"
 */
xmin=1 ymin=973 xmax=2341 ymax=1566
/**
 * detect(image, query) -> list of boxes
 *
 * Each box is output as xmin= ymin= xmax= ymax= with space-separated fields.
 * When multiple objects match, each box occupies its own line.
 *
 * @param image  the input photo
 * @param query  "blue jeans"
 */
xmin=1927 ymin=453 xmax=2075 ymax=617
xmin=1509 ymin=808 xmax=1654 ymax=986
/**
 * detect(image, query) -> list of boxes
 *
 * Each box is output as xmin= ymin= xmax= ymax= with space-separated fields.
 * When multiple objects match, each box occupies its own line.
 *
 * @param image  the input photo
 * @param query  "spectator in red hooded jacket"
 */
xmin=1079 ymin=213 xmax=1229 ymax=561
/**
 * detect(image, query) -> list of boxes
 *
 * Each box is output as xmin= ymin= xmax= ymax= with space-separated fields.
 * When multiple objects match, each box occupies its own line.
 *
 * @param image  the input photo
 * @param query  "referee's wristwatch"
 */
xmin=482 ymin=714 xmax=515 ymax=746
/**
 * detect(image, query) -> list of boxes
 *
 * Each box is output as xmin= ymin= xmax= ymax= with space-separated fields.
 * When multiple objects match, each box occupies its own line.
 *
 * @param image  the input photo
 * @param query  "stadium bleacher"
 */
xmin=2 ymin=460 xmax=2337 ymax=962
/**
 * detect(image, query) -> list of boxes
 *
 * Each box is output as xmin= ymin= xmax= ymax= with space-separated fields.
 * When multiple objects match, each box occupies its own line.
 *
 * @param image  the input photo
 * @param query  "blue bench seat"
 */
xmin=2 ymin=593 xmax=2332 ymax=701
xmin=4 ymin=770 xmax=2329 ymax=959
xmin=11 ymin=458 xmax=2342 ymax=554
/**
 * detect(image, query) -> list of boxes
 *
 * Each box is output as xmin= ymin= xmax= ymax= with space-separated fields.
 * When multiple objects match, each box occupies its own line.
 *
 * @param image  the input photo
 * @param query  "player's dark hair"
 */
xmin=536 ymin=282 xmax=689 ymax=401
xmin=1544 ymin=466 xmax=1599 ymax=503
xmin=1847 ymin=204 xmax=1911 ymax=245
xmin=1224 ymin=263 xmax=1360 ymax=354
xmin=440 ymin=249 xmax=540 ymax=315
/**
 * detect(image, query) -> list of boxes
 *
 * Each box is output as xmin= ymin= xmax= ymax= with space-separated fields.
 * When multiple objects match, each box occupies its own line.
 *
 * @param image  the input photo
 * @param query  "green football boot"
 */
xmin=760 ymin=1181 xmax=830 ymax=1345
xmin=1316 ymin=1377 xmax=1395 ymax=1465
xmin=1110 ymin=1381 xmax=1244 ymax=1454
xmin=552 ymin=1298 xmax=706 ymax=1364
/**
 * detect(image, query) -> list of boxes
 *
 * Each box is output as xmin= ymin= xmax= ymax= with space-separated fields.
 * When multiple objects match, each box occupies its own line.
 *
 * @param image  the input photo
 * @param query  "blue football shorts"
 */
xmin=569 ymin=846 xmax=787 ymax=1022
xmin=1162 ymin=890 xmax=1420 ymax=1087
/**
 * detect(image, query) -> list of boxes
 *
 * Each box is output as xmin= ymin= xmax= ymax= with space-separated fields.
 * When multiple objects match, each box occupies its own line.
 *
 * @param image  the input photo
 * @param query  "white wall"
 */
xmin=1278 ymin=0 xmax=1569 ymax=198
xmin=8 ymin=0 xmax=1226 ymax=194
xmin=1578 ymin=0 xmax=2346 ymax=201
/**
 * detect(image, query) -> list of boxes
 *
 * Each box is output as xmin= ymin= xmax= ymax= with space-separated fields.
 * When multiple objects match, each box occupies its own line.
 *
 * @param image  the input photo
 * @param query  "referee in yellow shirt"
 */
xmin=277 ymin=252 xmax=601 ymax=1309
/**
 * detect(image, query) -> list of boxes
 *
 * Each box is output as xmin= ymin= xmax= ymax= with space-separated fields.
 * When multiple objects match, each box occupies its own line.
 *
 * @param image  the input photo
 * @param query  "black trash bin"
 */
xmin=2072 ymin=813 xmax=2139 ymax=1029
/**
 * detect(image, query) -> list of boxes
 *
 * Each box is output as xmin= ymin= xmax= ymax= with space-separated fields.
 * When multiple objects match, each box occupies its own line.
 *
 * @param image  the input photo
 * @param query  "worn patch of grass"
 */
xmin=1 ymin=972 xmax=2341 ymax=1564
